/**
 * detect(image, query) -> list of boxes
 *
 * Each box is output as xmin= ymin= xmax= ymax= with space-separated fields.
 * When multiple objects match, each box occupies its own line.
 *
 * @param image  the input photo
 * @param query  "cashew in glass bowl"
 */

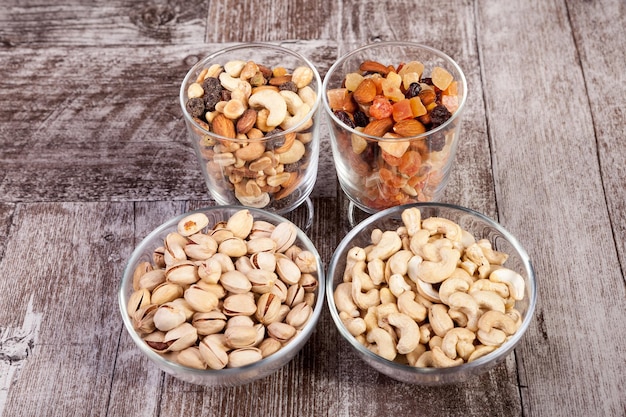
xmin=332 ymin=207 xmax=527 ymax=368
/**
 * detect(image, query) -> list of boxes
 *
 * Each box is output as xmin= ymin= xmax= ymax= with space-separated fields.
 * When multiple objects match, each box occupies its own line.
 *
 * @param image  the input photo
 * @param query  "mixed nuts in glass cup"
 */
xmin=322 ymin=42 xmax=467 ymax=217
xmin=180 ymin=43 xmax=322 ymax=224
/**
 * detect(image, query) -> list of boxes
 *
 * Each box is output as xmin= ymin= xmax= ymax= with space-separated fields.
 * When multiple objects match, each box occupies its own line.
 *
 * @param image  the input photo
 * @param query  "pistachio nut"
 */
xmin=267 ymin=322 xmax=296 ymax=343
xmin=249 ymin=251 xmax=276 ymax=272
xmin=285 ymin=284 xmax=305 ymax=308
xmin=258 ymin=337 xmax=282 ymax=358
xmin=153 ymin=247 xmax=166 ymax=269
xmin=226 ymin=209 xmax=254 ymax=239
xmin=255 ymin=292 xmax=282 ymax=325
xmin=177 ymin=212 xmax=210 ymax=237
xmin=227 ymin=347 xmax=263 ymax=368
xmin=270 ymin=278 xmax=288 ymax=303
xmin=197 ymin=258 xmax=222 ymax=284
xmin=164 ymin=232 xmax=189 ymax=266
xmin=176 ymin=346 xmax=207 ymax=369
xmin=138 ymin=268 xmax=166 ymax=292
xmin=218 ymin=237 xmax=248 ymax=258
xmin=164 ymin=322 xmax=198 ymax=352
xmin=208 ymin=227 xmax=235 ymax=244
xmin=165 ymin=260 xmax=199 ymax=285
xmin=225 ymin=325 xmax=258 ymax=349
xmin=151 ymin=282 xmax=184 ymax=305
xmin=275 ymin=255 xmax=301 ymax=286
xmin=246 ymin=269 xmax=277 ymax=294
xmin=184 ymin=233 xmax=218 ymax=260
xmin=298 ymin=273 xmax=319 ymax=292
xmin=132 ymin=261 xmax=153 ymax=291
xmin=226 ymin=315 xmax=255 ymax=329
xmin=144 ymin=331 xmax=169 ymax=353
xmin=294 ymin=250 xmax=318 ymax=273
xmin=153 ymin=302 xmax=187 ymax=332
xmin=192 ymin=311 xmax=227 ymax=336
xmin=222 ymin=293 xmax=257 ymax=316
xmin=127 ymin=288 xmax=151 ymax=316
xmin=246 ymin=237 xmax=277 ymax=254
xmin=211 ymin=252 xmax=236 ymax=272
xmin=199 ymin=335 xmax=229 ymax=370
xmin=195 ymin=281 xmax=227 ymax=299
xmin=132 ymin=304 xmax=158 ymax=334
xmin=249 ymin=220 xmax=275 ymax=239
xmin=234 ymin=256 xmax=254 ymax=275
xmin=184 ymin=285 xmax=220 ymax=313
xmin=271 ymin=221 xmax=298 ymax=253
xmin=286 ymin=301 xmax=313 ymax=329
xmin=219 ymin=270 xmax=252 ymax=294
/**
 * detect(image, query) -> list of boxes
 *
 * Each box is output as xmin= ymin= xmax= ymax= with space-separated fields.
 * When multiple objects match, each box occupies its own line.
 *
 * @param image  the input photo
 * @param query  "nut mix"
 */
xmin=185 ymin=60 xmax=318 ymax=209
xmin=127 ymin=209 xmax=319 ymax=369
xmin=327 ymin=60 xmax=461 ymax=209
xmin=333 ymin=207 xmax=526 ymax=368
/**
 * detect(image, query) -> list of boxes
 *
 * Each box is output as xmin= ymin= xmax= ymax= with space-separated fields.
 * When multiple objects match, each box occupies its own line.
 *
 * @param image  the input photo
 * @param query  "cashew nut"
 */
xmin=439 ymin=276 xmax=470 ymax=305
xmin=414 ymin=247 xmax=461 ymax=284
xmin=471 ymin=290 xmax=506 ymax=314
xmin=379 ymin=287 xmax=396 ymax=305
xmin=219 ymin=72 xmax=241 ymax=92
xmin=414 ymin=346 xmax=463 ymax=368
xmin=464 ymin=243 xmax=491 ymax=279
xmin=367 ymin=258 xmax=385 ymax=286
xmin=441 ymin=327 xmax=476 ymax=361
xmin=366 ymin=327 xmax=397 ymax=361
xmin=343 ymin=246 xmax=366 ymax=282
xmin=351 ymin=265 xmax=380 ymax=310
xmin=340 ymin=311 xmax=367 ymax=337
xmin=414 ymin=278 xmax=441 ymax=303
xmin=477 ymin=310 xmax=518 ymax=346
xmin=428 ymin=304 xmax=454 ymax=337
xmin=447 ymin=292 xmax=480 ymax=331
xmin=367 ymin=230 xmax=403 ymax=262
xmin=333 ymin=282 xmax=359 ymax=318
xmin=248 ymin=89 xmax=288 ymax=127
xmin=397 ymin=291 xmax=427 ymax=323
xmin=297 ymin=85 xmax=317 ymax=108
xmin=351 ymin=260 xmax=377 ymax=291
xmin=489 ymin=267 xmax=525 ymax=301
xmin=386 ymin=249 xmax=414 ymax=277
xmin=477 ymin=239 xmax=509 ymax=265
xmin=280 ymin=103 xmax=312 ymax=132
xmin=421 ymin=217 xmax=463 ymax=242
xmin=469 ymin=278 xmax=510 ymax=299
xmin=467 ymin=344 xmax=497 ymax=362
xmin=388 ymin=312 xmax=420 ymax=355
xmin=401 ymin=206 xmax=422 ymax=237
xmin=388 ymin=273 xmax=412 ymax=297
xmin=279 ymin=90 xmax=304 ymax=114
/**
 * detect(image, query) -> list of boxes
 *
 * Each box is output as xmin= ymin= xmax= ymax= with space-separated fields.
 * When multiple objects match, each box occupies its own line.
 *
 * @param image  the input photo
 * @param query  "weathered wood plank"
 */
xmin=0 ymin=202 xmax=133 ymax=416
xmin=477 ymin=0 xmax=626 ymax=415
xmin=566 ymin=0 xmax=626 ymax=270
xmin=0 ymin=0 xmax=209 ymax=46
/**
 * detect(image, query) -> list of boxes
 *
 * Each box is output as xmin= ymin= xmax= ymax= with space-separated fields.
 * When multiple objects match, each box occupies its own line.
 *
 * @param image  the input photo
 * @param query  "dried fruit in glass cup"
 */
xmin=322 ymin=42 xmax=467 ymax=213
xmin=180 ymin=43 xmax=322 ymax=215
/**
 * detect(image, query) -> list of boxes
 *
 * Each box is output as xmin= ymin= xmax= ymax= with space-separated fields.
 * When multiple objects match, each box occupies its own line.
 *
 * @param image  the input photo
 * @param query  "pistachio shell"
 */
xmin=271 ymin=222 xmax=298 ymax=253
xmin=255 ymin=292 xmax=282 ymax=325
xmin=267 ymin=322 xmax=296 ymax=343
xmin=132 ymin=304 xmax=158 ymax=334
xmin=177 ymin=212 xmax=210 ymax=236
xmin=249 ymin=251 xmax=276 ymax=271
xmin=220 ymin=270 xmax=252 ymax=294
xmin=176 ymin=346 xmax=207 ymax=369
xmin=165 ymin=260 xmax=198 ymax=285
xmin=164 ymin=322 xmax=198 ymax=352
xmin=225 ymin=325 xmax=258 ymax=348
xmin=276 ymin=255 xmax=302 ymax=286
xmin=132 ymin=261 xmax=153 ymax=291
xmin=127 ymin=288 xmax=151 ymax=316
xmin=227 ymin=347 xmax=263 ymax=368
xmin=226 ymin=209 xmax=254 ymax=239
xmin=184 ymin=285 xmax=220 ymax=313
xmin=286 ymin=301 xmax=313 ymax=329
xmin=164 ymin=233 xmax=189 ymax=265
xmin=249 ymin=220 xmax=275 ymax=239
xmin=192 ymin=311 xmax=227 ymax=335
xmin=218 ymin=237 xmax=248 ymax=258
xmin=153 ymin=302 xmax=186 ymax=331
xmin=294 ymin=250 xmax=318 ymax=273
xmin=138 ymin=269 xmax=166 ymax=292
xmin=151 ymin=282 xmax=184 ymax=305
xmin=222 ymin=293 xmax=257 ymax=316
xmin=199 ymin=336 xmax=229 ymax=370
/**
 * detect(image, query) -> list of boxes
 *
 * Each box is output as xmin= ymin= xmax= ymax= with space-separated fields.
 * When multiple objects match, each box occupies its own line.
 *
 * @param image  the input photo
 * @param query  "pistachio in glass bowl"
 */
xmin=119 ymin=206 xmax=325 ymax=386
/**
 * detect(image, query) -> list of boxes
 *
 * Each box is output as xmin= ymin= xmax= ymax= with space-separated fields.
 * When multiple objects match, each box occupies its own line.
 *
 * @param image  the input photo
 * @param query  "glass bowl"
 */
xmin=180 ymin=43 xmax=322 ymax=217
xmin=326 ymin=203 xmax=536 ymax=385
xmin=322 ymin=42 xmax=467 ymax=213
xmin=119 ymin=206 xmax=325 ymax=386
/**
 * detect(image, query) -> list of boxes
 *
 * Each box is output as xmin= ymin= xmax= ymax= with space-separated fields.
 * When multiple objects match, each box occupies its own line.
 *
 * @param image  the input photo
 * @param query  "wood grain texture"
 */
xmin=0 ymin=0 xmax=625 ymax=416
xmin=476 ymin=0 xmax=626 ymax=415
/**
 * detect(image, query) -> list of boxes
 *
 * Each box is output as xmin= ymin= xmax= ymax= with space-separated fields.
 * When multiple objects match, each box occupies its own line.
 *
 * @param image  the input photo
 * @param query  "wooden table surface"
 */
xmin=1 ymin=1 xmax=624 ymax=416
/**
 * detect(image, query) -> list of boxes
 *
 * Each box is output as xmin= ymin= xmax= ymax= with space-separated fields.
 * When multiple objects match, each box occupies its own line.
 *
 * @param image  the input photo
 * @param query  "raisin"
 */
xmin=405 ymin=82 xmax=422 ymax=99
xmin=186 ymin=98 xmax=205 ymax=117
xmin=429 ymin=105 xmax=451 ymax=127
xmin=334 ymin=110 xmax=355 ymax=129
xmin=221 ymin=89 xmax=231 ymax=102
xmin=202 ymin=77 xmax=222 ymax=95
xmin=421 ymin=77 xmax=433 ymax=86
xmin=428 ymin=132 xmax=446 ymax=152
xmin=204 ymin=91 xmax=221 ymax=112
xmin=353 ymin=110 xmax=369 ymax=127
xmin=278 ymin=81 xmax=298 ymax=93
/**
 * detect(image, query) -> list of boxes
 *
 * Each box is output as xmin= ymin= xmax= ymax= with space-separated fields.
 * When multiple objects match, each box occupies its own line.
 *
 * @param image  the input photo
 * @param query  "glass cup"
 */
xmin=180 ymin=43 xmax=322 ymax=225
xmin=322 ymin=42 xmax=467 ymax=217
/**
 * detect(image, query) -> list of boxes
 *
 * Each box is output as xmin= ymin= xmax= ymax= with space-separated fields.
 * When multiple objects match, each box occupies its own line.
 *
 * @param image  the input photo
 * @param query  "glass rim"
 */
xmin=321 ymin=41 xmax=468 ymax=142
xmin=180 ymin=42 xmax=323 ymax=143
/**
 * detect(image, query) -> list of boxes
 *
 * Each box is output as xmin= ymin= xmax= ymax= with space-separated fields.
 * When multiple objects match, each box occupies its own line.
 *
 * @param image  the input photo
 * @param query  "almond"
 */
xmin=212 ymin=113 xmax=236 ymax=138
xmin=236 ymin=109 xmax=257 ymax=134
xmin=352 ymin=78 xmax=377 ymax=104
xmin=268 ymin=75 xmax=293 ymax=86
xmin=359 ymin=60 xmax=392 ymax=76
xmin=393 ymin=119 xmax=427 ymax=137
xmin=363 ymin=117 xmax=394 ymax=137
